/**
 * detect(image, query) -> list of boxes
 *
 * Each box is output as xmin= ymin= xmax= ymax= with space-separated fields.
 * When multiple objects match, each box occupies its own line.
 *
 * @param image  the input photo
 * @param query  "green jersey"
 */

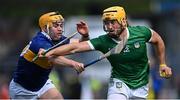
xmin=89 ymin=26 xmax=152 ymax=89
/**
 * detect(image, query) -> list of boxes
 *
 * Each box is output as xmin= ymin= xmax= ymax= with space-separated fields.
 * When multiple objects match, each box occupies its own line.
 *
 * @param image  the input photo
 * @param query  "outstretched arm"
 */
xmin=39 ymin=41 xmax=91 ymax=58
xmin=38 ymin=41 xmax=91 ymax=73
xmin=149 ymin=30 xmax=172 ymax=78
xmin=49 ymin=56 xmax=84 ymax=73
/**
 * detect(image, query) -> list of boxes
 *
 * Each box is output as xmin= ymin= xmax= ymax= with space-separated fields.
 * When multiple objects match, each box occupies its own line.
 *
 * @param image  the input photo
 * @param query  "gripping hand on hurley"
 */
xmin=159 ymin=64 xmax=172 ymax=78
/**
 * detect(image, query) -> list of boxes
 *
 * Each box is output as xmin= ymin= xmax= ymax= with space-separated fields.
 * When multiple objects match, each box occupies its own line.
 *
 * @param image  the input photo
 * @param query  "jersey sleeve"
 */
xmin=89 ymin=37 xmax=103 ymax=51
xmin=89 ymin=35 xmax=114 ymax=54
xmin=138 ymin=26 xmax=152 ymax=42
xmin=30 ymin=37 xmax=52 ymax=54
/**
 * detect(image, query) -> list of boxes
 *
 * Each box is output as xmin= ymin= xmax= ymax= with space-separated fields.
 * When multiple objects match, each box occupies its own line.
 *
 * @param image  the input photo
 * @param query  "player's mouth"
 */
xmin=57 ymin=33 xmax=62 ymax=37
xmin=109 ymin=31 xmax=116 ymax=34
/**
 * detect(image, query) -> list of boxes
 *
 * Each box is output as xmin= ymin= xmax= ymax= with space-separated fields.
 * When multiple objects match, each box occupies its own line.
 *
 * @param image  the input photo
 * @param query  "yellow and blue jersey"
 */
xmin=13 ymin=31 xmax=69 ymax=91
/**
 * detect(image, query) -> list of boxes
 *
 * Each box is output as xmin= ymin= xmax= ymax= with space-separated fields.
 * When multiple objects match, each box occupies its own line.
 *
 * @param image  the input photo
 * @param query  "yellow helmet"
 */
xmin=102 ymin=6 xmax=126 ymax=24
xmin=39 ymin=12 xmax=64 ymax=30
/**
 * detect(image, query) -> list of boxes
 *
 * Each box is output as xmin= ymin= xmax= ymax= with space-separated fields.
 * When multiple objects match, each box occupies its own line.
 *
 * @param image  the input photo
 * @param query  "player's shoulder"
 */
xmin=90 ymin=34 xmax=109 ymax=44
xmin=128 ymin=25 xmax=152 ymax=41
xmin=95 ymin=34 xmax=111 ymax=42
xmin=30 ymin=32 xmax=52 ymax=52
xmin=98 ymin=34 xmax=109 ymax=39
xmin=98 ymin=34 xmax=107 ymax=38
xmin=31 ymin=32 xmax=51 ymax=44
xmin=33 ymin=32 xmax=48 ymax=40
xmin=128 ymin=25 xmax=150 ymax=31
xmin=128 ymin=25 xmax=151 ymax=36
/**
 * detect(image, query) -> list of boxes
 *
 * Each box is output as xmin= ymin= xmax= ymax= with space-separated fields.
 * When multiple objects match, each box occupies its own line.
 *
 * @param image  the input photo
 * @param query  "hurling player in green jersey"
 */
xmin=38 ymin=6 xmax=172 ymax=99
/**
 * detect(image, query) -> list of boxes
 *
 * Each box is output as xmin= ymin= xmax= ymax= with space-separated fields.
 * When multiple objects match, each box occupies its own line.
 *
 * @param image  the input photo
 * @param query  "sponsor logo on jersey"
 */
xmin=123 ymin=45 xmax=130 ymax=52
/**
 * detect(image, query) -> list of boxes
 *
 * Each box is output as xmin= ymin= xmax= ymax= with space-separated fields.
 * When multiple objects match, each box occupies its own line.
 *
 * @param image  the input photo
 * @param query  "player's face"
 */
xmin=103 ymin=20 xmax=124 ymax=38
xmin=49 ymin=21 xmax=64 ymax=41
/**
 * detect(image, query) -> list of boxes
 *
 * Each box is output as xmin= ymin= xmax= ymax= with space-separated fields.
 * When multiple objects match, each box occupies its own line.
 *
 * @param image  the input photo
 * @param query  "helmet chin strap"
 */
xmin=46 ymin=24 xmax=50 ymax=35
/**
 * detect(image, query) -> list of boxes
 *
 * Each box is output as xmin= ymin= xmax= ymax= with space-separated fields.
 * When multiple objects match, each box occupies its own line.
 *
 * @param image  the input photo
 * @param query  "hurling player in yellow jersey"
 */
xmin=9 ymin=12 xmax=88 ymax=99
xmin=38 ymin=6 xmax=172 ymax=99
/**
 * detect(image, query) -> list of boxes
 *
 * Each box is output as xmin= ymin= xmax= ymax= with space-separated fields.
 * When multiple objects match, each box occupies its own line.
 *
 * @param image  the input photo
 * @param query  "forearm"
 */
xmin=49 ymin=56 xmax=77 ymax=67
xmin=150 ymin=31 xmax=172 ymax=78
xmin=46 ymin=41 xmax=91 ymax=58
xmin=151 ymin=31 xmax=166 ymax=64
xmin=46 ymin=43 xmax=78 ymax=57
xmin=155 ymin=39 xmax=166 ymax=64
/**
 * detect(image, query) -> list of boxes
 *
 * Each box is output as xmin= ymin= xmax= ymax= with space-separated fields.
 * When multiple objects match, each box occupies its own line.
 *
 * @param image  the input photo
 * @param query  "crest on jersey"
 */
xmin=116 ymin=82 xmax=122 ymax=89
xmin=134 ymin=42 xmax=140 ymax=48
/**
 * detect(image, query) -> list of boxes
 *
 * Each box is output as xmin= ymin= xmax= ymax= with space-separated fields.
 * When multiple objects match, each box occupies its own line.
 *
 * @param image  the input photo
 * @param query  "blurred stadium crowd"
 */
xmin=0 ymin=0 xmax=180 ymax=99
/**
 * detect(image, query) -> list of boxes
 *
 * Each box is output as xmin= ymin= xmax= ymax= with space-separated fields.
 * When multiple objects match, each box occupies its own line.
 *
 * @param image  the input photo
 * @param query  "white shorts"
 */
xmin=107 ymin=78 xmax=149 ymax=99
xmin=9 ymin=79 xmax=55 ymax=99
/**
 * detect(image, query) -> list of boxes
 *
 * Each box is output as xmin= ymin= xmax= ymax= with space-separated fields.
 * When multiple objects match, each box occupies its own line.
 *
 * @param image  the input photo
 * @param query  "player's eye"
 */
xmin=53 ymin=22 xmax=63 ymax=28
xmin=104 ymin=20 xmax=116 ymax=25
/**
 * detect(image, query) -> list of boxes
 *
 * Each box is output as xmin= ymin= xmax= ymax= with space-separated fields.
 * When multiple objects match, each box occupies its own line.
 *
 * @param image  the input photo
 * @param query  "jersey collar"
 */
xmin=41 ymin=31 xmax=52 ymax=40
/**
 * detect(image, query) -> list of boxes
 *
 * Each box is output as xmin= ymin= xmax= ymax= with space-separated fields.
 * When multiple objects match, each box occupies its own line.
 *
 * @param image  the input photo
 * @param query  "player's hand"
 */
xmin=77 ymin=21 xmax=89 ymax=37
xmin=38 ymin=48 xmax=47 ymax=58
xmin=72 ymin=62 xmax=85 ymax=73
xmin=159 ymin=64 xmax=172 ymax=78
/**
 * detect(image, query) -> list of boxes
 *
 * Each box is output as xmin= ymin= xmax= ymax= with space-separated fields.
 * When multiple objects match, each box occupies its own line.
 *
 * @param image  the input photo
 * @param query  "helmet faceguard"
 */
xmin=102 ymin=6 xmax=127 ymax=34
xmin=39 ymin=12 xmax=64 ymax=34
